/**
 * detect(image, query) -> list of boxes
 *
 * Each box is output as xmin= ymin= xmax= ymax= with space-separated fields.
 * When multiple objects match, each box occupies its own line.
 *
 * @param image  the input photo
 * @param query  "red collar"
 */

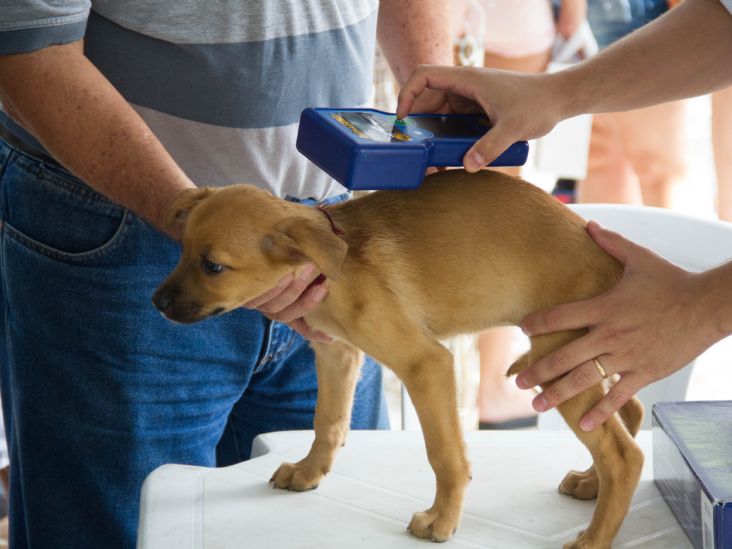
xmin=316 ymin=205 xmax=346 ymax=240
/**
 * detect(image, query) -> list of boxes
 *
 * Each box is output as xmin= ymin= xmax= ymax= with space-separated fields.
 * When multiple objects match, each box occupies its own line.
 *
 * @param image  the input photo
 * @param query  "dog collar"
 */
xmin=307 ymin=273 xmax=327 ymax=290
xmin=316 ymin=205 xmax=346 ymax=240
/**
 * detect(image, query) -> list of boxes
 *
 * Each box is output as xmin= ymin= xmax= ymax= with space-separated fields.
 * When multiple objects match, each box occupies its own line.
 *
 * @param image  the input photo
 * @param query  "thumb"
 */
xmin=586 ymin=221 xmax=641 ymax=265
xmin=463 ymin=121 xmax=516 ymax=172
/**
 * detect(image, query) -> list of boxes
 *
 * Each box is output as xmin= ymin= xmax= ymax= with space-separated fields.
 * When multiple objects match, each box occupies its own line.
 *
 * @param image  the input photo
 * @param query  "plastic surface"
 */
xmin=296 ymin=108 xmax=529 ymax=190
xmin=138 ymin=431 xmax=691 ymax=548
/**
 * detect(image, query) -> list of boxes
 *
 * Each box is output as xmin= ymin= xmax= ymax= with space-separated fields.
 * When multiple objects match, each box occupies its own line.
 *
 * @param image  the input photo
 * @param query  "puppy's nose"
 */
xmin=152 ymin=287 xmax=178 ymax=312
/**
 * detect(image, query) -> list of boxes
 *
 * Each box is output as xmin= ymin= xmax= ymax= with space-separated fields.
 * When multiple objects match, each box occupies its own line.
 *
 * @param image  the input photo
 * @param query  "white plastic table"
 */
xmin=137 ymin=430 xmax=691 ymax=548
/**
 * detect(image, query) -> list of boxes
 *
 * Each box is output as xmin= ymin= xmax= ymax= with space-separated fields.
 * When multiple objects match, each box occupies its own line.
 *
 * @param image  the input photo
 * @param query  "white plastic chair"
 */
xmin=537 ymin=204 xmax=732 ymax=429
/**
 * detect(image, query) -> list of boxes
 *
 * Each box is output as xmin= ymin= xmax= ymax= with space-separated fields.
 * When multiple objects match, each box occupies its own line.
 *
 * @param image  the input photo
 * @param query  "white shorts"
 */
xmin=453 ymin=0 xmax=556 ymax=58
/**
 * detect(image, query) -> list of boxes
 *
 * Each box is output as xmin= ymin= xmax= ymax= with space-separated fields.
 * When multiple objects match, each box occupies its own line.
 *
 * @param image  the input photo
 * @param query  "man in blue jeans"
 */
xmin=0 ymin=2 xmax=452 ymax=548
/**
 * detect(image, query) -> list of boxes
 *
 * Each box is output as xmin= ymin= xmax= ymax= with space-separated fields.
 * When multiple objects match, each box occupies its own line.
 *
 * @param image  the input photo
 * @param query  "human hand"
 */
xmin=244 ymin=263 xmax=333 ymax=343
xmin=396 ymin=65 xmax=566 ymax=172
xmin=515 ymin=221 xmax=717 ymax=431
xmin=407 ymin=85 xmax=458 ymax=116
xmin=556 ymin=0 xmax=587 ymax=39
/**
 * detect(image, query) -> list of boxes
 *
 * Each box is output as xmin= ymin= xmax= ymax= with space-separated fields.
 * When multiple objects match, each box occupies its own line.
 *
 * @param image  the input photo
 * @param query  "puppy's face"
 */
xmin=153 ymin=185 xmax=347 ymax=323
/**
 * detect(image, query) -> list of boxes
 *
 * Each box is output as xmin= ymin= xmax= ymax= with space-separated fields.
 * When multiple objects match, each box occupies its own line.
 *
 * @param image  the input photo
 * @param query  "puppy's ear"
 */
xmin=165 ymin=187 xmax=216 ymax=230
xmin=262 ymin=216 xmax=348 ymax=280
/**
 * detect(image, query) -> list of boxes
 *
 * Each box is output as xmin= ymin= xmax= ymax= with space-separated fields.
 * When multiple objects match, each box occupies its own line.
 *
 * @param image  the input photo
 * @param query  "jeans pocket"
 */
xmin=0 ymin=149 xmax=130 ymax=264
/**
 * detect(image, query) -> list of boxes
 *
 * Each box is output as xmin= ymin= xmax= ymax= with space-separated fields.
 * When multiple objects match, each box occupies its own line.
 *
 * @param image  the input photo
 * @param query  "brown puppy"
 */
xmin=154 ymin=170 xmax=644 ymax=549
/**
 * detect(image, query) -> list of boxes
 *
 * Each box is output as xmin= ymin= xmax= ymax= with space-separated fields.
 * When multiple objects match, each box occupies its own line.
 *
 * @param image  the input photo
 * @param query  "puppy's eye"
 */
xmin=202 ymin=258 xmax=225 ymax=275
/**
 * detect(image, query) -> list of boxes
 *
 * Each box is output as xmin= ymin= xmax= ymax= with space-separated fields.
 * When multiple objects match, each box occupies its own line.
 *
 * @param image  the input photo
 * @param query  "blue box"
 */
xmin=296 ymin=108 xmax=529 ymax=190
xmin=653 ymin=401 xmax=732 ymax=549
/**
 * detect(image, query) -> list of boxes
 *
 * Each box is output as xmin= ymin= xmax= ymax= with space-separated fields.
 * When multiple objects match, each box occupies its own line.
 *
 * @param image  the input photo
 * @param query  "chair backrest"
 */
xmin=538 ymin=204 xmax=732 ymax=430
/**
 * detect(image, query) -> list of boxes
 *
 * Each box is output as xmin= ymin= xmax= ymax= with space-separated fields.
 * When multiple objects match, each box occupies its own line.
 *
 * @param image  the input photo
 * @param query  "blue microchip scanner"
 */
xmin=296 ymin=108 xmax=529 ymax=190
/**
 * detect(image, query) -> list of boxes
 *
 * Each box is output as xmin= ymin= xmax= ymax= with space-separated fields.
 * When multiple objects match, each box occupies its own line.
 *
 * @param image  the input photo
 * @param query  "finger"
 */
xmin=530 ymin=356 xmax=611 ymax=412
xmin=266 ymin=282 xmax=328 ymax=323
xmin=396 ymin=65 xmax=443 ymax=118
xmin=288 ymin=318 xmax=333 ymax=343
xmin=463 ymin=121 xmax=520 ymax=172
xmin=578 ymin=375 xmax=644 ymax=431
xmin=409 ymin=88 xmax=449 ymax=115
xmin=396 ymin=65 xmax=479 ymax=119
xmin=521 ymin=296 xmax=603 ymax=337
xmin=585 ymin=221 xmax=645 ymax=265
xmin=244 ymin=273 xmax=294 ymax=309
xmin=516 ymin=333 xmax=601 ymax=389
xmin=257 ymin=264 xmax=319 ymax=314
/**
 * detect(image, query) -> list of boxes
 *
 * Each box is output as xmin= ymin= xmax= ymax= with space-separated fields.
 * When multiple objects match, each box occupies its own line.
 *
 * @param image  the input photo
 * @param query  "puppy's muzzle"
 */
xmin=152 ymin=286 xmax=179 ymax=314
xmin=152 ymin=284 xmax=214 ymax=323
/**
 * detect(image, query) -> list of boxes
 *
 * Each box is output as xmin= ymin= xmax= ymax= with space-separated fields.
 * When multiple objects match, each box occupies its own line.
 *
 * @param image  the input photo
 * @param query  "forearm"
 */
xmin=0 ymin=41 xmax=195 ymax=235
xmin=556 ymin=0 xmax=732 ymax=116
xmin=377 ymin=0 xmax=453 ymax=85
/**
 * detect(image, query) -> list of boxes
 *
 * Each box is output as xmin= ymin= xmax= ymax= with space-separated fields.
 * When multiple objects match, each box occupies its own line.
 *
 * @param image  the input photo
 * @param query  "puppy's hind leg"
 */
xmin=270 ymin=340 xmax=363 ymax=491
xmin=529 ymin=334 xmax=643 ymax=549
xmin=618 ymin=394 xmax=644 ymax=437
xmin=556 ymin=389 xmax=643 ymax=549
xmin=559 ymin=394 xmax=644 ymax=502
xmin=507 ymin=345 xmax=600 ymax=499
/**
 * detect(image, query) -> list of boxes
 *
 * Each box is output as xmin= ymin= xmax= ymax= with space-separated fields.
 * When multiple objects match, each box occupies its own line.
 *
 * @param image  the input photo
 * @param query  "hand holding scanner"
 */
xmin=296 ymin=108 xmax=529 ymax=190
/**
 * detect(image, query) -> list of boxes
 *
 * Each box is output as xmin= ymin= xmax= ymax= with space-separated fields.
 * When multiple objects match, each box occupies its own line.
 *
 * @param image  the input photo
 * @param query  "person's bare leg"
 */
xmin=577 ymin=112 xmax=643 ymax=204
xmin=482 ymin=50 xmax=551 ymax=73
xmin=477 ymin=327 xmax=536 ymax=424
xmin=712 ymin=86 xmax=732 ymax=221
xmin=617 ymin=100 xmax=687 ymax=209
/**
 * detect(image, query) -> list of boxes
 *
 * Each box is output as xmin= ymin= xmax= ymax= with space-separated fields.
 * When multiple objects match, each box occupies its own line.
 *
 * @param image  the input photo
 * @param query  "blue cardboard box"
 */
xmin=653 ymin=401 xmax=732 ymax=549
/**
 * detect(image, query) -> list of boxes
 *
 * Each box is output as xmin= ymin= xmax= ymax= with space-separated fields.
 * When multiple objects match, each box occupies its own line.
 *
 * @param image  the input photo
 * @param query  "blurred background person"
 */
xmin=577 ymin=0 xmax=686 ymax=208
xmin=713 ymin=85 xmax=732 ymax=221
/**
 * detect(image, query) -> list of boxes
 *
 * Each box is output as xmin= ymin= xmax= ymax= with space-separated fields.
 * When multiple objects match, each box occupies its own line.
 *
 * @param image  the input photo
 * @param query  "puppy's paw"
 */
xmin=559 ymin=468 xmax=599 ymax=500
xmin=269 ymin=461 xmax=323 ymax=492
xmin=407 ymin=509 xmax=458 ymax=543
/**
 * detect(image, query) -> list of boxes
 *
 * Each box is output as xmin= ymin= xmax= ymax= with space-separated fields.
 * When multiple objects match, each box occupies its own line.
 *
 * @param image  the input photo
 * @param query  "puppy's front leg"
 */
xmin=270 ymin=340 xmax=363 ymax=491
xmin=395 ymin=341 xmax=471 ymax=542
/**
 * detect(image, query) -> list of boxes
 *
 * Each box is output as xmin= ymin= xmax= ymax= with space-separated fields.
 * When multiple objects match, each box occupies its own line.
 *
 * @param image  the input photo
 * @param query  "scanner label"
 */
xmin=332 ymin=111 xmax=413 ymax=143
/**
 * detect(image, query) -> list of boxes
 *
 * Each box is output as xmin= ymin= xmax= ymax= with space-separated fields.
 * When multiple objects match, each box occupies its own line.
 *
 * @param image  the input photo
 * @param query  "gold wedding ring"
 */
xmin=593 ymin=357 xmax=609 ymax=379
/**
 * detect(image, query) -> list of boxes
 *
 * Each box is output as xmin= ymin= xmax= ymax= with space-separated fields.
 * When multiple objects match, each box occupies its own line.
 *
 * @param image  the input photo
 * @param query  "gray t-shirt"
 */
xmin=0 ymin=1 xmax=378 ymax=199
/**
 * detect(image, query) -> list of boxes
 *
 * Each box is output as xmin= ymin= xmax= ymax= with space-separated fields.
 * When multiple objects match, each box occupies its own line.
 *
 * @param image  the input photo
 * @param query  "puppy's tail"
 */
xmin=506 ymin=352 xmax=530 ymax=377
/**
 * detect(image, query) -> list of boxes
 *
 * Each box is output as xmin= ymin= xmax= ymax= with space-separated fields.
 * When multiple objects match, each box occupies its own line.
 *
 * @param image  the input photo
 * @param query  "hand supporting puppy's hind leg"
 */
xmin=270 ymin=341 xmax=363 ymax=491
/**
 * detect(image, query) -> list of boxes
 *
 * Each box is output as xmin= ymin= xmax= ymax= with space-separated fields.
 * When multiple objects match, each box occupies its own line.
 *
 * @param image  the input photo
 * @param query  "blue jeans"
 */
xmin=587 ymin=0 xmax=668 ymax=48
xmin=0 ymin=137 xmax=388 ymax=549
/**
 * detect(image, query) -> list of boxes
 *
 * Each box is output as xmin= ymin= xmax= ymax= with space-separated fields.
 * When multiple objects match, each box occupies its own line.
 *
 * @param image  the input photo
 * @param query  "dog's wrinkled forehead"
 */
xmin=195 ymin=185 xmax=280 ymax=220
xmin=182 ymin=185 xmax=284 ymax=255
